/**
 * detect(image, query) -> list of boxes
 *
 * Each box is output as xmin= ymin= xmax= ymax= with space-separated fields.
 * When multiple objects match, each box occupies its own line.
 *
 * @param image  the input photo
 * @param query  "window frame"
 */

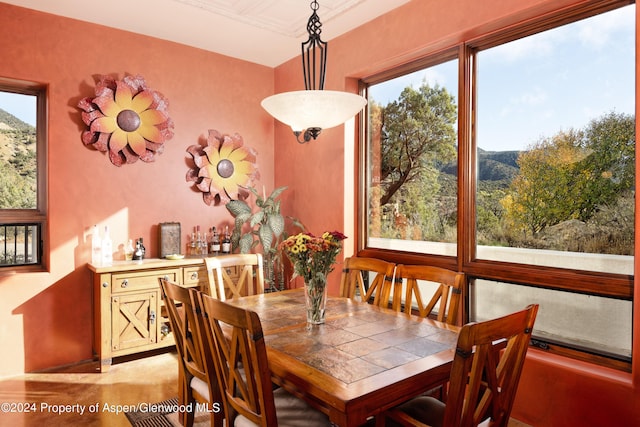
xmin=357 ymin=0 xmax=634 ymax=371
xmin=0 ymin=77 xmax=48 ymax=273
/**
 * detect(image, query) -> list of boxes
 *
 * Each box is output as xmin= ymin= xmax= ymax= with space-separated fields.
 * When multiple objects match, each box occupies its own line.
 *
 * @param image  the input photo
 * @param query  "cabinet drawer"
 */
xmin=183 ymin=266 xmax=207 ymax=287
xmin=111 ymin=268 xmax=180 ymax=293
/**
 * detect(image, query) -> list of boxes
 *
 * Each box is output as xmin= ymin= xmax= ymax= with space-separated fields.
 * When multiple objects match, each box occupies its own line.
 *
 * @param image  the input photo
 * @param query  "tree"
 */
xmin=504 ymin=112 xmax=635 ymax=236
xmin=505 ymin=130 xmax=585 ymax=235
xmin=576 ymin=111 xmax=635 ymax=220
xmin=376 ymin=83 xmax=457 ymax=207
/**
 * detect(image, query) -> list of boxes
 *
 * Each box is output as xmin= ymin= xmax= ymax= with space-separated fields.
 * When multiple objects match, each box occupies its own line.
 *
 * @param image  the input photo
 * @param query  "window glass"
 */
xmin=0 ymin=91 xmax=37 ymax=209
xmin=366 ymin=60 xmax=458 ymax=256
xmin=0 ymin=83 xmax=45 ymax=268
xmin=471 ymin=279 xmax=632 ymax=360
xmin=475 ymin=5 xmax=635 ymax=274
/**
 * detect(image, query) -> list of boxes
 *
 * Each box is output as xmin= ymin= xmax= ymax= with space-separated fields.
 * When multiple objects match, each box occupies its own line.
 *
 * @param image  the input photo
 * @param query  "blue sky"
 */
xmin=0 ymin=91 xmax=36 ymax=126
xmin=369 ymin=4 xmax=635 ymax=152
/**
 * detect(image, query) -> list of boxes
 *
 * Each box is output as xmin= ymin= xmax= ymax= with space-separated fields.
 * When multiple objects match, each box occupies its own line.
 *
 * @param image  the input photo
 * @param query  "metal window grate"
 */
xmin=0 ymin=223 xmax=40 ymax=266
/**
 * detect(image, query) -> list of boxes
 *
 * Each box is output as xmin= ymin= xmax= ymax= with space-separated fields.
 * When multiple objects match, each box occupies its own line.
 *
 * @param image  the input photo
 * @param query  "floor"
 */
xmin=0 ymin=350 xmax=178 ymax=426
xmin=0 ymin=350 xmax=532 ymax=426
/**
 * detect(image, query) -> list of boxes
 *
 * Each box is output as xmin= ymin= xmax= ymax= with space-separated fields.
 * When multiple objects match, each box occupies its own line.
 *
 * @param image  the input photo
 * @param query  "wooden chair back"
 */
xmin=339 ymin=257 xmax=396 ymax=307
xmin=160 ymin=278 xmax=221 ymax=427
xmin=445 ymin=304 xmax=539 ymax=427
xmin=197 ymin=292 xmax=279 ymax=427
xmin=204 ymin=253 xmax=265 ymax=300
xmin=394 ymin=264 xmax=465 ymax=324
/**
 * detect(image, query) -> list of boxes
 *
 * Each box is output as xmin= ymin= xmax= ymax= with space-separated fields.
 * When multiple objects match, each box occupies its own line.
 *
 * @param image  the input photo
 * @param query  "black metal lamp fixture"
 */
xmin=260 ymin=0 xmax=367 ymax=143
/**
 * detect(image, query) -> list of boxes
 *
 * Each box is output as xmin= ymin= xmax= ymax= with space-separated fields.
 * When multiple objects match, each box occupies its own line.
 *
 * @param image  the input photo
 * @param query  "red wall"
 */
xmin=0 ymin=3 xmax=274 ymax=375
xmin=273 ymin=0 xmax=640 ymax=425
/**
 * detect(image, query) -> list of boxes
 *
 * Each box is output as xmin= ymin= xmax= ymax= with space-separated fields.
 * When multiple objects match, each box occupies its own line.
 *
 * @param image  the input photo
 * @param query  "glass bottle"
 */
xmin=196 ymin=225 xmax=202 ymax=255
xmin=133 ymin=238 xmax=143 ymax=261
xmin=101 ymin=225 xmax=113 ymax=265
xmin=201 ymin=231 xmax=208 ymax=255
xmin=189 ymin=229 xmax=197 ymax=256
xmin=124 ymin=239 xmax=134 ymax=261
xmin=211 ymin=227 xmax=221 ymax=255
xmin=139 ymin=238 xmax=146 ymax=260
xmin=91 ymin=224 xmax=102 ymax=265
xmin=222 ymin=225 xmax=231 ymax=254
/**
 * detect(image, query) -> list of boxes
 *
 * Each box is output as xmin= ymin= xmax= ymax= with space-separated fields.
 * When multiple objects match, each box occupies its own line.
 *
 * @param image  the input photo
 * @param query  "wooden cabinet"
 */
xmin=89 ymin=258 xmax=210 ymax=372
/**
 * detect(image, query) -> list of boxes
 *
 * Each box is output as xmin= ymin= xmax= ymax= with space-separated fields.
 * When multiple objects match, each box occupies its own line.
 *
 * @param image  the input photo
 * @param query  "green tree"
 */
xmin=504 ymin=112 xmax=635 ymax=236
xmin=0 ymin=161 xmax=36 ymax=208
xmin=576 ymin=112 xmax=635 ymax=220
xmin=378 ymin=82 xmax=457 ymax=207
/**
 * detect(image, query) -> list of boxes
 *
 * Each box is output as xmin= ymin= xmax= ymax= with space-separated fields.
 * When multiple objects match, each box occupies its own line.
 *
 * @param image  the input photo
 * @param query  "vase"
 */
xmin=304 ymin=273 xmax=328 ymax=324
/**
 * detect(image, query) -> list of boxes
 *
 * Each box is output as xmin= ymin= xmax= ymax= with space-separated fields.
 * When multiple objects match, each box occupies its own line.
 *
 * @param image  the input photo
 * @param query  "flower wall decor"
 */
xmin=78 ymin=74 xmax=174 ymax=166
xmin=186 ymin=129 xmax=260 ymax=205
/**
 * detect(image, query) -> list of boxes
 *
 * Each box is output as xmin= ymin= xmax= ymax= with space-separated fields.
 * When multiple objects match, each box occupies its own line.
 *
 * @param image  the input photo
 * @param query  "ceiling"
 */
xmin=3 ymin=0 xmax=410 ymax=67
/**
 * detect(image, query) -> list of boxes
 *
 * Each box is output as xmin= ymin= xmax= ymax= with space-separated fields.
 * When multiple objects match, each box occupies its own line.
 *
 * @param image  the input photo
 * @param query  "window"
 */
xmin=360 ymin=2 xmax=634 ymax=369
xmin=0 ymin=78 xmax=47 ymax=270
xmin=365 ymin=55 xmax=459 ymax=257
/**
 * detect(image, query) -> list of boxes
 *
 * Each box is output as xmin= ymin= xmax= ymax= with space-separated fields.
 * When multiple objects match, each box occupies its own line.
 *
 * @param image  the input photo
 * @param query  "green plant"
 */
xmin=226 ymin=186 xmax=302 ymax=254
xmin=226 ymin=186 xmax=304 ymax=291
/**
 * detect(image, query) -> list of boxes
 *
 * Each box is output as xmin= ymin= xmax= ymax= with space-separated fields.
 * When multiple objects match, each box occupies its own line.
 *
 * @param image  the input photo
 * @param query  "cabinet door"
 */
xmin=111 ymin=291 xmax=158 ymax=351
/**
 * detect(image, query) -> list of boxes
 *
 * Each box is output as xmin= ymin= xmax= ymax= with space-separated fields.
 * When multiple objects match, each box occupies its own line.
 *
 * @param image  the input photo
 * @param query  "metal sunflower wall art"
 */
xmin=186 ymin=129 xmax=260 ymax=206
xmin=78 ymin=74 xmax=174 ymax=166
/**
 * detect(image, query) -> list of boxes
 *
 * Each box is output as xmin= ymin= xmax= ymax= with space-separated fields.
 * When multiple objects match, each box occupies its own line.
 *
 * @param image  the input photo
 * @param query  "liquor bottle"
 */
xmin=91 ymin=225 xmax=102 ymax=265
xmin=189 ymin=229 xmax=197 ymax=256
xmin=201 ymin=231 xmax=208 ymax=255
xmin=196 ymin=225 xmax=202 ymax=255
xmin=138 ymin=238 xmax=146 ymax=259
xmin=222 ymin=225 xmax=231 ymax=254
xmin=210 ymin=227 xmax=221 ymax=255
xmin=124 ymin=239 xmax=134 ymax=261
xmin=101 ymin=225 xmax=113 ymax=265
xmin=133 ymin=238 xmax=145 ymax=261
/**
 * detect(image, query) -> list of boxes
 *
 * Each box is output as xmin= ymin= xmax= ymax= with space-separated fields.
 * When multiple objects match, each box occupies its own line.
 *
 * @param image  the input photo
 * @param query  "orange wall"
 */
xmin=0 ymin=3 xmax=274 ymax=376
xmin=273 ymin=0 xmax=640 ymax=425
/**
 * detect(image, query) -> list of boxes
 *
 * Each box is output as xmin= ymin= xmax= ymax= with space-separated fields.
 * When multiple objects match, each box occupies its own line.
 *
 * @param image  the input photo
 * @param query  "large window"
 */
xmin=0 ymin=78 xmax=47 ymax=270
xmin=365 ymin=56 xmax=459 ymax=257
xmin=361 ymin=2 xmax=634 ymax=368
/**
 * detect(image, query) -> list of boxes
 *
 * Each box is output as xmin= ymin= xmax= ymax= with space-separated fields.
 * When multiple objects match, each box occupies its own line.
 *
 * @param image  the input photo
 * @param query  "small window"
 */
xmin=0 ymin=79 xmax=47 ymax=270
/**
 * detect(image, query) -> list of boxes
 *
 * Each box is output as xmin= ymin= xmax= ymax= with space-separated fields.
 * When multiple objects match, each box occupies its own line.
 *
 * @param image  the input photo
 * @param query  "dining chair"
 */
xmin=159 ymin=278 xmax=222 ymax=427
xmin=339 ymin=256 xmax=396 ymax=307
xmin=376 ymin=304 xmax=539 ymax=427
xmin=394 ymin=264 xmax=465 ymax=325
xmin=194 ymin=291 xmax=332 ymax=427
xmin=204 ymin=253 xmax=265 ymax=300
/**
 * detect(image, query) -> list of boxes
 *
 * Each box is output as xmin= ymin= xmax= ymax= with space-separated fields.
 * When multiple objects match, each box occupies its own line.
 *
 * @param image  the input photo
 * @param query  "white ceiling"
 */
xmin=3 ymin=0 xmax=410 ymax=67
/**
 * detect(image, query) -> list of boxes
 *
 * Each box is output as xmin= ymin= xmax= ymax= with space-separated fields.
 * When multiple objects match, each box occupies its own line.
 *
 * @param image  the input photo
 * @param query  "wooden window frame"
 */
xmin=357 ymin=0 xmax=634 ymax=371
xmin=0 ymin=77 xmax=48 ymax=273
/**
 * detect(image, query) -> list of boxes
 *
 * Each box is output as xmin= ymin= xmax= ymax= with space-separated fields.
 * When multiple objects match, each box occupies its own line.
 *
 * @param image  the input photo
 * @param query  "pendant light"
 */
xmin=261 ymin=0 xmax=367 ymax=143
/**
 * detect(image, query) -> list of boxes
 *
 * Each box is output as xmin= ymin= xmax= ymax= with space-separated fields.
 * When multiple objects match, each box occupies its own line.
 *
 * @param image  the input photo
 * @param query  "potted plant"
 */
xmin=226 ymin=186 xmax=304 ymax=291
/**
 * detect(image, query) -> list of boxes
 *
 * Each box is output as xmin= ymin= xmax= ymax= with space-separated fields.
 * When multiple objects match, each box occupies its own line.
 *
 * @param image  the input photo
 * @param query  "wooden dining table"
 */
xmin=226 ymin=288 xmax=460 ymax=427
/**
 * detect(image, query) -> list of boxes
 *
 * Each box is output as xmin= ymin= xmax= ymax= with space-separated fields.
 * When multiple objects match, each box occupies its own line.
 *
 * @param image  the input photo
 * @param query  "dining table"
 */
xmin=225 ymin=288 xmax=461 ymax=427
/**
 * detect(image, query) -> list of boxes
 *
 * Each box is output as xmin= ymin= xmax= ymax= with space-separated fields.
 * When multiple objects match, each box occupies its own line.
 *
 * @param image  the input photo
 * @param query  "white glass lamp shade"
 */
xmin=261 ymin=90 xmax=367 ymax=132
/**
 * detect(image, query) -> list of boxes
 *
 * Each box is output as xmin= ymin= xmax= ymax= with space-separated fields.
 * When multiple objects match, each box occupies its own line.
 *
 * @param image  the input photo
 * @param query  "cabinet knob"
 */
xmin=121 ymin=279 xmax=128 ymax=288
xmin=191 ymin=272 xmax=198 ymax=280
xmin=149 ymin=310 xmax=156 ymax=324
xmin=163 ymin=275 xmax=169 ymax=281
xmin=102 ymin=282 xmax=108 ymax=288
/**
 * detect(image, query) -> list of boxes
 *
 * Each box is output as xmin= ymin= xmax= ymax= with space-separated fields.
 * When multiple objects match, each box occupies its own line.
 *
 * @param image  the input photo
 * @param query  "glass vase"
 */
xmin=304 ymin=273 xmax=328 ymax=324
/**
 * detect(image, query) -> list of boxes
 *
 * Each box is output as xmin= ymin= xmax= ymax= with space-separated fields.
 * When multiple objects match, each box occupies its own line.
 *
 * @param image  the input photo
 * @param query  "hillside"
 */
xmin=441 ymin=147 xmax=521 ymax=185
xmin=0 ymin=107 xmax=33 ymax=132
xmin=0 ymin=108 xmax=36 ymax=164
